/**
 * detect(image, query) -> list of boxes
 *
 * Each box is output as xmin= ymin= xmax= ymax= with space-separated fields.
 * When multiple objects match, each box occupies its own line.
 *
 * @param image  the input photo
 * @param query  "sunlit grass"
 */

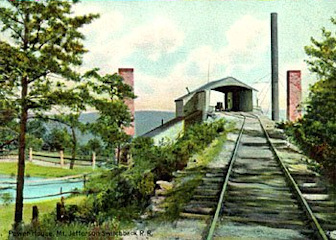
xmin=0 ymin=162 xmax=96 ymax=178
xmin=0 ymin=195 xmax=86 ymax=239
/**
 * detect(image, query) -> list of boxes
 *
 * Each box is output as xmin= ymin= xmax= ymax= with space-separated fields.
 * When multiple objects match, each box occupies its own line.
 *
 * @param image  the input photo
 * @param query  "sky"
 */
xmin=72 ymin=0 xmax=335 ymax=114
xmin=2 ymin=0 xmax=336 ymax=115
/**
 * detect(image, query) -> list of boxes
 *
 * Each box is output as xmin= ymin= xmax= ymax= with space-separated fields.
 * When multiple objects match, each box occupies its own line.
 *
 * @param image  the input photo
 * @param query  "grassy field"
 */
xmin=0 ymin=196 xmax=86 ymax=239
xmin=0 ymin=162 xmax=96 ymax=178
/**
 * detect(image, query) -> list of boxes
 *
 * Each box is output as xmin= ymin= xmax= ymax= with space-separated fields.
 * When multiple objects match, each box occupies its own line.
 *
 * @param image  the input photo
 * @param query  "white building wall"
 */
xmin=152 ymin=121 xmax=184 ymax=145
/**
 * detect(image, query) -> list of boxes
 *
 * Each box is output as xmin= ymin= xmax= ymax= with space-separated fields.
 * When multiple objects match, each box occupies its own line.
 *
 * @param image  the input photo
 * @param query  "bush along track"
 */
xmin=153 ymin=132 xmax=232 ymax=221
xmin=265 ymin=117 xmax=336 ymax=239
xmin=11 ymin=118 xmax=231 ymax=237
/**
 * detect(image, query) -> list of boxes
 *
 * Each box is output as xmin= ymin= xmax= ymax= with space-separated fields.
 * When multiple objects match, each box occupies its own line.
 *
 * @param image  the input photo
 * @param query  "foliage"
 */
xmin=42 ymin=113 xmax=87 ymax=169
xmin=84 ymin=70 xmax=136 ymax=162
xmin=162 ymin=171 xmax=203 ymax=220
xmin=0 ymin=101 xmax=18 ymax=150
xmin=0 ymin=119 xmax=228 ymax=235
xmin=8 ymin=210 xmax=121 ymax=240
xmin=0 ymin=195 xmax=86 ymax=238
xmin=81 ymin=166 xmax=147 ymax=221
xmin=43 ymin=127 xmax=72 ymax=151
xmin=26 ymin=120 xmax=47 ymax=140
xmin=281 ymin=119 xmax=335 ymax=177
xmin=0 ymin=0 xmax=100 ymax=224
xmin=0 ymin=0 xmax=134 ymax=221
xmin=304 ymin=17 xmax=336 ymax=79
xmin=0 ymin=192 xmax=13 ymax=206
xmin=283 ymin=16 xmax=336 ymax=182
xmin=78 ymin=119 xmax=228 ymax=223
xmin=25 ymin=134 xmax=43 ymax=150
xmin=130 ymin=118 xmax=227 ymax=181
xmin=79 ymin=138 xmax=105 ymax=156
xmin=160 ymin=132 xmax=229 ymax=220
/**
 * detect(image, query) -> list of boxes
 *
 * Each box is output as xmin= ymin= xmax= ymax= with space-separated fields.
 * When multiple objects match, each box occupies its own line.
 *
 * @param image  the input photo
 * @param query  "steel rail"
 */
xmin=206 ymin=114 xmax=246 ymax=240
xmin=256 ymin=114 xmax=328 ymax=240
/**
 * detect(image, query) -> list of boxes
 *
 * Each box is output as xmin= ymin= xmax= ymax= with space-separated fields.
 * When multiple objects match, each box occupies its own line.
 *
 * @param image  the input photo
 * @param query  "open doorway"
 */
xmin=210 ymin=90 xmax=225 ymax=112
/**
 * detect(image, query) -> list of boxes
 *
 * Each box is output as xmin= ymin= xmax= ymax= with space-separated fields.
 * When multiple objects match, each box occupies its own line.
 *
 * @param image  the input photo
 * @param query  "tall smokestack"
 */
xmin=271 ymin=13 xmax=279 ymax=121
xmin=118 ymin=68 xmax=135 ymax=136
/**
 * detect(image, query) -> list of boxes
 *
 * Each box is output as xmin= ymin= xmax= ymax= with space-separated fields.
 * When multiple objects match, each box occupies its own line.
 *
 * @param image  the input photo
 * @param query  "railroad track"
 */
xmin=152 ymin=112 xmax=335 ymax=239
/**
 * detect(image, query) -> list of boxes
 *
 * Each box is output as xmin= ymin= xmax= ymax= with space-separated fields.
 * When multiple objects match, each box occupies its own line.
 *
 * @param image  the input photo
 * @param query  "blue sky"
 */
xmin=2 ymin=0 xmax=335 ymax=113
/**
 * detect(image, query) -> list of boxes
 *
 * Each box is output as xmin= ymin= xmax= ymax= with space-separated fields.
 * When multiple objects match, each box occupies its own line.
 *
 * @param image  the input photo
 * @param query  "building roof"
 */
xmin=175 ymin=76 xmax=258 ymax=101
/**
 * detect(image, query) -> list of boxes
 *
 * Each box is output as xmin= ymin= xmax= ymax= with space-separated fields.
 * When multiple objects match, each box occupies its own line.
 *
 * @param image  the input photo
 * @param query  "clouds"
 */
xmin=73 ymin=4 xmax=186 ymax=110
xmin=169 ymin=15 xmax=269 ymax=81
xmin=223 ymin=15 xmax=269 ymax=73
xmin=129 ymin=17 xmax=184 ymax=61
xmin=74 ymin=3 xmax=185 ymax=74
xmin=74 ymin=3 xmax=125 ymax=36
xmin=134 ymin=15 xmax=270 ymax=110
xmin=72 ymin=1 xmax=312 ymax=113
xmin=226 ymin=15 xmax=269 ymax=54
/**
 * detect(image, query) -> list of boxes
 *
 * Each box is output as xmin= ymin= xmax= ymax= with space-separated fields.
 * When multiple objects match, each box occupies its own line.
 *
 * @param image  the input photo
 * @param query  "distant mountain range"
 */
xmin=48 ymin=109 xmax=285 ymax=144
xmin=76 ymin=110 xmax=175 ymax=140
xmin=78 ymin=109 xmax=286 ymax=140
xmin=134 ymin=111 xmax=175 ymax=136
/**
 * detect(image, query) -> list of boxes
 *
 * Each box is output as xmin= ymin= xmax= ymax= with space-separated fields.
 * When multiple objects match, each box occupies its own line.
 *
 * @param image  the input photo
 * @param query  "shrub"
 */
xmin=280 ymin=118 xmax=336 ymax=182
xmin=0 ymin=192 xmax=13 ymax=206
xmin=61 ymin=119 xmax=228 ymax=225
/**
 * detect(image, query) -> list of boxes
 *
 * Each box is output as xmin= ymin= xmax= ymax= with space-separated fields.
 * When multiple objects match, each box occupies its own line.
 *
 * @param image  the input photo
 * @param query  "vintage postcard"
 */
xmin=0 ymin=0 xmax=335 ymax=239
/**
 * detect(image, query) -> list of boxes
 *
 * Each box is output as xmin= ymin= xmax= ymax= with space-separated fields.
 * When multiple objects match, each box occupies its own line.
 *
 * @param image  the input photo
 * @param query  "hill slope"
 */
xmin=78 ymin=110 xmax=175 ymax=138
xmin=134 ymin=111 xmax=175 ymax=136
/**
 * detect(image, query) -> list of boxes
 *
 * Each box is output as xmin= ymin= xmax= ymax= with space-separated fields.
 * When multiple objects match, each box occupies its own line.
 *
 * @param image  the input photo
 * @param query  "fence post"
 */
xmin=29 ymin=148 xmax=33 ymax=162
xmin=56 ymin=198 xmax=65 ymax=222
xmin=32 ymin=205 xmax=39 ymax=223
xmin=60 ymin=150 xmax=64 ymax=167
xmin=56 ymin=202 xmax=62 ymax=221
xmin=92 ymin=151 xmax=96 ymax=169
xmin=83 ymin=174 xmax=87 ymax=187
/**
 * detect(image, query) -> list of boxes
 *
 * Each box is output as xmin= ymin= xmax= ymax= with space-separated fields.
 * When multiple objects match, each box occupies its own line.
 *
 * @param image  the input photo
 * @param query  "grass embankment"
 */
xmin=161 ymin=132 xmax=229 ymax=220
xmin=0 ymin=162 xmax=95 ymax=178
xmin=0 ymin=196 xmax=86 ymax=239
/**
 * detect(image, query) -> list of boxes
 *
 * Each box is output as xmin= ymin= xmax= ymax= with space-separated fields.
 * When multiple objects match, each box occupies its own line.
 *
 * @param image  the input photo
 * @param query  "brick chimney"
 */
xmin=287 ymin=70 xmax=302 ymax=121
xmin=118 ymin=68 xmax=135 ymax=136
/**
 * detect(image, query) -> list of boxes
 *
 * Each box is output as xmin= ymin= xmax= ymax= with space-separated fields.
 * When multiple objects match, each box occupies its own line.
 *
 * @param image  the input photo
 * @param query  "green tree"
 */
xmin=81 ymin=138 xmax=104 ymax=156
xmin=305 ymin=17 xmax=336 ymax=79
xmin=35 ymin=112 xmax=86 ymax=169
xmin=84 ymin=70 xmax=135 ymax=163
xmin=0 ymin=0 xmax=98 ymax=225
xmin=25 ymin=119 xmax=47 ymax=150
xmin=299 ymin=16 xmax=336 ymax=173
xmin=43 ymin=127 xmax=72 ymax=152
xmin=0 ymin=100 xmax=18 ymax=150
xmin=51 ymin=113 xmax=84 ymax=169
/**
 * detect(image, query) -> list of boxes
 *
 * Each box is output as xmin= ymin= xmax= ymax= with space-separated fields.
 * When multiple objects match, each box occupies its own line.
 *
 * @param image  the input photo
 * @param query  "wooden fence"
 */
xmin=29 ymin=148 xmax=114 ymax=168
xmin=0 ymin=149 xmax=17 ymax=161
xmin=0 ymin=148 xmax=114 ymax=168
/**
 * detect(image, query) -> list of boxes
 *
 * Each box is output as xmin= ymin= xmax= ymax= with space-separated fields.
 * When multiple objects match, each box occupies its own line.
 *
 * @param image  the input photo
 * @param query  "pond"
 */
xmin=0 ymin=175 xmax=84 ymax=203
